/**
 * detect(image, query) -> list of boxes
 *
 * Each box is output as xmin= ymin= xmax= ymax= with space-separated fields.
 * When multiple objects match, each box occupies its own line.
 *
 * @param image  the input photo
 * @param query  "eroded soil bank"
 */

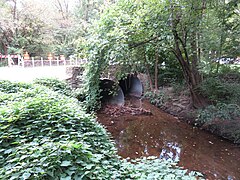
xmin=97 ymin=99 xmax=240 ymax=180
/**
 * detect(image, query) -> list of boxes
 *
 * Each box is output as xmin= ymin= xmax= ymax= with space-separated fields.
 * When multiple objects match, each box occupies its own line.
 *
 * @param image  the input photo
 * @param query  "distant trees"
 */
xmin=0 ymin=0 xmax=14 ymax=54
xmin=0 ymin=0 xmax=51 ymax=56
xmin=0 ymin=0 xmax=94 ymax=56
xmin=0 ymin=0 xmax=117 ymax=58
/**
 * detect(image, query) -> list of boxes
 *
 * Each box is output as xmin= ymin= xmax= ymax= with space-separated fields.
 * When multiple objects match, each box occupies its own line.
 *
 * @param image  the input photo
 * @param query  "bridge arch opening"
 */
xmin=99 ymin=74 xmax=143 ymax=106
xmin=119 ymin=74 xmax=143 ymax=98
xmin=99 ymin=79 xmax=125 ymax=106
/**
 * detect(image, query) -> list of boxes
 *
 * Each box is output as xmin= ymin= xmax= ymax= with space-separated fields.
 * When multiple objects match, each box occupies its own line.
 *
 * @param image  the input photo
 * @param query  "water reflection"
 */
xmin=159 ymin=141 xmax=181 ymax=162
xmin=97 ymin=100 xmax=240 ymax=179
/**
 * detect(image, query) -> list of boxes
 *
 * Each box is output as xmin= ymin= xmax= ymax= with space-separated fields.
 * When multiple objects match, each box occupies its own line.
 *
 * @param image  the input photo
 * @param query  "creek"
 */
xmin=97 ymin=100 xmax=240 ymax=180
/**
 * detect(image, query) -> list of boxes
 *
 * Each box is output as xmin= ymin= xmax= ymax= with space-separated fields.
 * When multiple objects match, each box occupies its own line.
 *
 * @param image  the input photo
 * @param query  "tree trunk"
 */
xmin=144 ymin=51 xmax=153 ymax=91
xmin=154 ymin=50 xmax=159 ymax=90
xmin=3 ymin=43 xmax=8 ymax=55
xmin=170 ymin=1 xmax=207 ymax=108
xmin=171 ymin=28 xmax=207 ymax=108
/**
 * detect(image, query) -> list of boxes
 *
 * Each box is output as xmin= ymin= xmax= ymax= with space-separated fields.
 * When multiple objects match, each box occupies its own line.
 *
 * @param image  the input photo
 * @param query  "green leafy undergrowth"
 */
xmin=118 ymin=157 xmax=203 ymax=180
xmin=0 ymin=80 xmax=33 ymax=93
xmin=144 ymin=91 xmax=167 ymax=107
xmin=0 ymin=81 xmax=119 ymax=179
xmin=196 ymin=103 xmax=240 ymax=126
xmin=0 ymin=80 xmax=204 ymax=179
xmin=33 ymin=78 xmax=73 ymax=97
xmin=199 ymin=76 xmax=240 ymax=105
xmin=196 ymin=103 xmax=240 ymax=143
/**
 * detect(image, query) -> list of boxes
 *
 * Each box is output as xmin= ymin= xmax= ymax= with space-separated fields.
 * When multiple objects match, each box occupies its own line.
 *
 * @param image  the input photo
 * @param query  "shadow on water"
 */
xmin=97 ymin=100 xmax=240 ymax=180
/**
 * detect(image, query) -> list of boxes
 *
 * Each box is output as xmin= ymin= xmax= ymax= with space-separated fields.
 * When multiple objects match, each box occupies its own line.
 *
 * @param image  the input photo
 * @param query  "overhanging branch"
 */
xmin=129 ymin=36 xmax=159 ymax=49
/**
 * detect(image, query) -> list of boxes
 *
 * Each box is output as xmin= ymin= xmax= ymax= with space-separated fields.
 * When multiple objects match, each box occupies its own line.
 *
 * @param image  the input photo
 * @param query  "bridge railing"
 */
xmin=0 ymin=55 xmax=88 ymax=68
xmin=21 ymin=58 xmax=88 ymax=68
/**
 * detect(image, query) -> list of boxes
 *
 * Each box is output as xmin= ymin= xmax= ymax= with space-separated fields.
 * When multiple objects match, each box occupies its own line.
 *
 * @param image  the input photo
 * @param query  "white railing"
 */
xmin=0 ymin=55 xmax=88 ymax=68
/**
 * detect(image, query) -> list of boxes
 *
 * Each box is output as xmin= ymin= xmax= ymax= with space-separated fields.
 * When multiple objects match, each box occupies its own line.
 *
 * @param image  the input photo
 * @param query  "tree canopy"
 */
xmin=83 ymin=0 xmax=239 ymax=109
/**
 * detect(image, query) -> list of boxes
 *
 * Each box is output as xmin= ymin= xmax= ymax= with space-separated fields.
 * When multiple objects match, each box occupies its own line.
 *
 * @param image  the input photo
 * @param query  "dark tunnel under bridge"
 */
xmin=99 ymin=74 xmax=144 ymax=106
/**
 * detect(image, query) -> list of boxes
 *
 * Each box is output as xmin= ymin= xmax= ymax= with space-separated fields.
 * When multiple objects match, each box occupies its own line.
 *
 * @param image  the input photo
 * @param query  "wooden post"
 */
xmin=48 ymin=53 xmax=53 ymax=66
xmin=17 ymin=55 xmax=20 ymax=66
xmin=32 ymin=57 xmax=34 ymax=67
xmin=57 ymin=57 xmax=59 ymax=66
xmin=8 ymin=55 xmax=12 ymax=67
xmin=41 ymin=57 xmax=43 ymax=67
xmin=22 ymin=58 xmax=25 ymax=68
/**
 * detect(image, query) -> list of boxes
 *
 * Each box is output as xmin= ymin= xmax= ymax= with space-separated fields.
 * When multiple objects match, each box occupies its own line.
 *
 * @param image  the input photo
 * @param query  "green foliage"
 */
xmin=33 ymin=78 xmax=88 ymax=103
xmin=196 ymin=103 xmax=240 ymax=126
xmin=199 ymin=75 xmax=240 ymax=105
xmin=33 ymin=78 xmax=73 ymax=97
xmin=144 ymin=91 xmax=167 ymax=107
xmin=0 ymin=80 xmax=34 ymax=93
xmin=82 ymin=0 xmax=169 ymax=110
xmin=217 ymin=65 xmax=240 ymax=75
xmin=82 ymin=60 xmax=102 ymax=111
xmin=171 ymin=82 xmax=187 ymax=96
xmin=0 ymin=80 xmax=204 ymax=179
xmin=201 ymin=0 xmax=240 ymax=64
xmin=0 ymin=81 xmax=119 ymax=179
xmin=118 ymin=157 xmax=204 ymax=180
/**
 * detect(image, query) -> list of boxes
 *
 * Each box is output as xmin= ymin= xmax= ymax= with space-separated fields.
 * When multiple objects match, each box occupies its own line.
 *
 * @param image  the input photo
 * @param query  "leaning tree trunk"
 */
xmin=172 ymin=30 xmax=207 ymax=108
xmin=170 ymin=0 xmax=207 ymax=108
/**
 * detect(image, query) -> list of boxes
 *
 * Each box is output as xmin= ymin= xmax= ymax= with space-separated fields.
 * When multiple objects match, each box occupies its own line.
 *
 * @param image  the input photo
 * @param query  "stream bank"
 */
xmin=97 ymin=99 xmax=240 ymax=180
xmin=145 ymin=86 xmax=240 ymax=144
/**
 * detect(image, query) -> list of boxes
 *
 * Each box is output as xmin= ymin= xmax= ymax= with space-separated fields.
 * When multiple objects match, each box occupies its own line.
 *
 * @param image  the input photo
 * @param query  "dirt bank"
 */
xmin=154 ymin=87 xmax=240 ymax=144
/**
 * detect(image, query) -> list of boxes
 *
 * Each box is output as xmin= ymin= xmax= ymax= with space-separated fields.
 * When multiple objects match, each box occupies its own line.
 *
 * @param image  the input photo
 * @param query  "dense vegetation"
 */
xmin=79 ymin=0 xmax=240 ymax=143
xmin=0 ymin=80 xmax=204 ymax=179
xmin=0 ymin=0 xmax=239 ymax=177
xmin=1 ymin=0 xmax=239 ymax=109
xmin=81 ymin=0 xmax=239 ymax=110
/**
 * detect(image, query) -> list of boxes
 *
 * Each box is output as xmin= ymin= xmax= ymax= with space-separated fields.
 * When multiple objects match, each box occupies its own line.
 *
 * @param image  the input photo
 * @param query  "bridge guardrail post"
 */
xmin=32 ymin=57 xmax=34 ymax=67
xmin=41 ymin=57 xmax=43 ymax=67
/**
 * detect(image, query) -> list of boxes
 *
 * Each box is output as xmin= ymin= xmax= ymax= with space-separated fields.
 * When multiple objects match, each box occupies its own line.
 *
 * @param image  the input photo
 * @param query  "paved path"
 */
xmin=0 ymin=66 xmax=70 ymax=82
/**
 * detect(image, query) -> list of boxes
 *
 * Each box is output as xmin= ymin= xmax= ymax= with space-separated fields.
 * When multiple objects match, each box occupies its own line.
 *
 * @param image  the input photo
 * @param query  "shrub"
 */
xmin=0 ymin=80 xmax=33 ymax=93
xmin=144 ymin=91 xmax=166 ymax=107
xmin=0 ymin=82 xmax=119 ymax=179
xmin=171 ymin=82 xmax=188 ymax=96
xmin=118 ymin=157 xmax=203 ymax=180
xmin=196 ymin=103 xmax=240 ymax=126
xmin=0 ymin=80 xmax=204 ymax=179
xmin=199 ymin=77 xmax=240 ymax=105
xmin=33 ymin=78 xmax=73 ymax=97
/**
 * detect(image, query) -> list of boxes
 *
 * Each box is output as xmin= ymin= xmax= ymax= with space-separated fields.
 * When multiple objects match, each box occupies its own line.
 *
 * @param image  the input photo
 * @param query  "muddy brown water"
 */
xmin=97 ymin=100 xmax=240 ymax=180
